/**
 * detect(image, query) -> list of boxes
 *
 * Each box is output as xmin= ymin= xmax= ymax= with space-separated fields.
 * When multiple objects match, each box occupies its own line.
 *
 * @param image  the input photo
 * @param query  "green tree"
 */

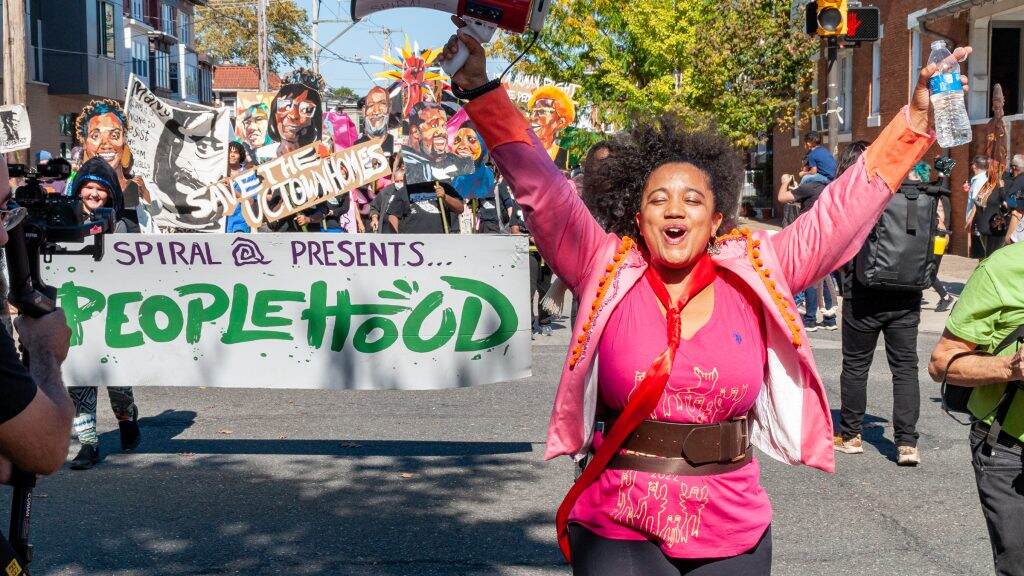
xmin=196 ymin=0 xmax=310 ymax=70
xmin=328 ymin=86 xmax=360 ymax=101
xmin=494 ymin=0 xmax=816 ymax=147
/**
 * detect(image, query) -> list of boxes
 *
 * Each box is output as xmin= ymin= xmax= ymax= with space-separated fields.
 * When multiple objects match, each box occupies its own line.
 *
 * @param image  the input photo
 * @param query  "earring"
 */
xmin=707 ymin=238 xmax=721 ymax=255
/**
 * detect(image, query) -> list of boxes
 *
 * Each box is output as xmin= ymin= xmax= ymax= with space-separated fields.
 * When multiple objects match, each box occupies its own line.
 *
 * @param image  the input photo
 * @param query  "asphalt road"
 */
xmin=14 ymin=309 xmax=994 ymax=575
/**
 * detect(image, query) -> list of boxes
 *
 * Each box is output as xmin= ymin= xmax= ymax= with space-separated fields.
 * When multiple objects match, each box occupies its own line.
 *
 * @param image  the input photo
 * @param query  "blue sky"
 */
xmin=294 ymin=0 xmax=505 ymax=96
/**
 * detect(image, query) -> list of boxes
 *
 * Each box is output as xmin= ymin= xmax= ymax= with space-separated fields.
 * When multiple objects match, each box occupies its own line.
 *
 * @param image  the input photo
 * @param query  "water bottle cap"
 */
xmin=931 ymin=40 xmax=948 ymax=50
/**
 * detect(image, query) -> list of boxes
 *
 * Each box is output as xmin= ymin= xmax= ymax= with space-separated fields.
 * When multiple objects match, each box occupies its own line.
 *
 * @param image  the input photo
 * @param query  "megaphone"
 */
xmin=351 ymin=0 xmax=550 ymax=75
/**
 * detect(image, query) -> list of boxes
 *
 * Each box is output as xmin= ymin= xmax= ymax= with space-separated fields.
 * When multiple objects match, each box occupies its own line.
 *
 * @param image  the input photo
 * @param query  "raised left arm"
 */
xmin=770 ymin=46 xmax=970 ymax=294
xmin=769 ymin=107 xmax=934 ymax=293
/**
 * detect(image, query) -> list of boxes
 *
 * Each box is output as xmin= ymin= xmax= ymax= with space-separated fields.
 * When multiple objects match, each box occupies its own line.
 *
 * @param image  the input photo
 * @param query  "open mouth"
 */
xmin=432 ymin=136 xmax=448 ymax=150
xmin=662 ymin=225 xmax=687 ymax=245
xmin=98 ymin=151 xmax=117 ymax=163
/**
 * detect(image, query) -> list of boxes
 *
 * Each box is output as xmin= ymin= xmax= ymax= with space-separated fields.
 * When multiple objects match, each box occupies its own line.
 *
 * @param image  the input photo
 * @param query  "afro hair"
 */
xmin=582 ymin=115 xmax=743 ymax=243
xmin=76 ymin=99 xmax=127 ymax=144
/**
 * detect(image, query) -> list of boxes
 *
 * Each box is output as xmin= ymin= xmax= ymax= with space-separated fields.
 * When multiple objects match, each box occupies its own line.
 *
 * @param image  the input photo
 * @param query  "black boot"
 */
xmin=119 ymin=405 xmax=141 ymax=452
xmin=70 ymin=444 xmax=99 ymax=470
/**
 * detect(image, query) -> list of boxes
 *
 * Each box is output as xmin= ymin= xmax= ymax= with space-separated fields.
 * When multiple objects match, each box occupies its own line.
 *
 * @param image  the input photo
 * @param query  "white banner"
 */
xmin=124 ymin=76 xmax=231 ymax=232
xmin=50 ymin=233 xmax=532 ymax=390
xmin=0 ymin=104 xmax=31 ymax=153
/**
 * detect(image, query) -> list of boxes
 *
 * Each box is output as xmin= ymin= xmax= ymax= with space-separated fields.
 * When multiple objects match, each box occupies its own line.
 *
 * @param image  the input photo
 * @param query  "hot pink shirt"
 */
xmin=569 ymin=272 xmax=771 ymax=558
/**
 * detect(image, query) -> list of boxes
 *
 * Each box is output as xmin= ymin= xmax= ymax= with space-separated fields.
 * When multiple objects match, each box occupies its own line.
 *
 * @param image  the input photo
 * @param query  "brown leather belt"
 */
xmin=596 ymin=416 xmax=753 ymax=476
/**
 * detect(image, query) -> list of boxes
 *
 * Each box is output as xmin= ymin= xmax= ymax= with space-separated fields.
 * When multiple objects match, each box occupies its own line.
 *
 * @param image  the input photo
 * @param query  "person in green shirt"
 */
xmin=930 ymin=241 xmax=1024 ymax=576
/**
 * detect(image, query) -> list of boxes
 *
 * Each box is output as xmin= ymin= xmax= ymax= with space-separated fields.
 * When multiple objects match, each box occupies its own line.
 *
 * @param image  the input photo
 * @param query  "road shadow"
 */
xmin=35 ymin=440 xmax=560 ymax=575
xmin=95 ymin=408 xmax=533 ymax=457
xmin=831 ymin=409 xmax=896 ymax=461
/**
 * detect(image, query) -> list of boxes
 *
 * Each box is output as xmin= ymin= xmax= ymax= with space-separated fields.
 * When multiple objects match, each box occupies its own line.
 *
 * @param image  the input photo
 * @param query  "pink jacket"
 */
xmin=466 ymin=89 xmax=935 ymax=473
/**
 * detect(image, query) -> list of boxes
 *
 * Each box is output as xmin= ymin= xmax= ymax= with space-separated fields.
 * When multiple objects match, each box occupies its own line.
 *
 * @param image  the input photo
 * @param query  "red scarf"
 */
xmin=555 ymin=253 xmax=718 ymax=562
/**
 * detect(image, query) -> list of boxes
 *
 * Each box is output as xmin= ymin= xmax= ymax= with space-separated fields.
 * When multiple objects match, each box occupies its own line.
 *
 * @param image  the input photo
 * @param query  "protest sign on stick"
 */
xmin=124 ymin=75 xmax=231 ymax=231
xmin=0 ymin=104 xmax=31 ymax=153
xmin=51 ymin=233 xmax=531 ymax=390
xmin=206 ymin=138 xmax=391 ymax=229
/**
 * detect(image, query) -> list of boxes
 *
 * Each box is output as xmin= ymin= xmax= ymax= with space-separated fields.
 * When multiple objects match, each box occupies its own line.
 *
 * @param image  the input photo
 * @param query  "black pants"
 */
xmin=971 ymin=424 xmax=1024 ymax=576
xmin=529 ymin=251 xmax=552 ymax=326
xmin=838 ymin=302 xmax=921 ymax=446
xmin=478 ymin=219 xmax=503 ymax=234
xmin=569 ymin=524 xmax=772 ymax=576
xmin=932 ymin=255 xmax=948 ymax=299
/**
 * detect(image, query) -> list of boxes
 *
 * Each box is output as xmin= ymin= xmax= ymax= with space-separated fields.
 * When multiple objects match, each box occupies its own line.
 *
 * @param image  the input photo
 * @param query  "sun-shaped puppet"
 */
xmin=374 ymin=36 xmax=448 ymax=117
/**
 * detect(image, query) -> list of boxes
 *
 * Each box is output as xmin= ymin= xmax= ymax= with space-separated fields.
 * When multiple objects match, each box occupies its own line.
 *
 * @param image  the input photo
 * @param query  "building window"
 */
xmin=97 ymin=1 xmax=116 ymax=58
xmin=130 ymin=0 xmax=144 ymax=21
xmin=161 ymin=3 xmax=176 ymax=37
xmin=153 ymin=47 xmax=171 ymax=90
xmin=132 ymin=37 xmax=149 ymax=79
xmin=991 ymin=25 xmax=1022 ymax=116
xmin=170 ymin=61 xmax=180 ymax=93
xmin=910 ymin=29 xmax=922 ymax=100
xmin=179 ymin=11 xmax=192 ymax=44
xmin=869 ymin=24 xmax=884 ymax=125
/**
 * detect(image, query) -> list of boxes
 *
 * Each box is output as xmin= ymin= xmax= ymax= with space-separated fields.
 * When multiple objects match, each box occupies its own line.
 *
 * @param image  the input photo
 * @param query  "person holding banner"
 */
xmin=225 ymin=142 xmax=252 ymax=234
xmin=370 ymin=155 xmax=406 ymax=234
xmin=386 ymin=179 xmax=464 ymax=234
xmin=67 ymin=157 xmax=142 ymax=469
xmin=445 ymin=23 xmax=970 ymax=575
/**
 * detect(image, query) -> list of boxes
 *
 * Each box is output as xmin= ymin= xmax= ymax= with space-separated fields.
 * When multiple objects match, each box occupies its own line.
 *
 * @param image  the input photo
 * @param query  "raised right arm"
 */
xmin=465 ymin=88 xmax=610 ymax=292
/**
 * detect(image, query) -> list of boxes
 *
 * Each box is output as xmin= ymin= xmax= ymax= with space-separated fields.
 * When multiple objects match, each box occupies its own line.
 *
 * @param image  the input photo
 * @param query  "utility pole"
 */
xmin=2 ymin=0 xmax=27 ymax=163
xmin=257 ymin=0 xmax=269 ymax=91
xmin=311 ymin=0 xmax=320 ymax=74
xmin=826 ymin=39 xmax=840 ymax=157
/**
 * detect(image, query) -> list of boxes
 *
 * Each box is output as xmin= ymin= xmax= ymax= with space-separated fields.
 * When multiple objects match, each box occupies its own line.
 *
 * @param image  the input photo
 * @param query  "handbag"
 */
xmin=941 ymin=324 xmax=1024 ymax=424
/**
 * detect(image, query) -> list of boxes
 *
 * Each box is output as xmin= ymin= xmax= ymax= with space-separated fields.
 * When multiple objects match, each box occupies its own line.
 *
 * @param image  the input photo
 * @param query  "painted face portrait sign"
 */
xmin=401 ymin=101 xmax=473 ymax=186
xmin=452 ymin=126 xmax=482 ymax=163
xmin=0 ymin=104 xmax=31 ymax=154
xmin=527 ymin=85 xmax=576 ymax=170
xmin=271 ymin=85 xmax=321 ymax=148
xmin=124 ymin=76 xmax=231 ymax=231
xmin=234 ymin=92 xmax=275 ymax=151
xmin=77 ymin=99 xmax=129 ymax=173
xmin=362 ymin=86 xmax=391 ymax=138
xmin=254 ymin=82 xmax=324 ymax=164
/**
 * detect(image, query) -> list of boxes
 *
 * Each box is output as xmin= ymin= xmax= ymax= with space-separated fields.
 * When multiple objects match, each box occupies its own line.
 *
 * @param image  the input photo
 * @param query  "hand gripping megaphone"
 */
xmin=351 ymin=0 xmax=550 ymax=75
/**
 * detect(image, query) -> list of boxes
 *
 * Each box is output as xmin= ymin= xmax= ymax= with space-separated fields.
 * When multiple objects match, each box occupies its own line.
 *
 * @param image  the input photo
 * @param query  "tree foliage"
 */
xmin=493 ymin=0 xmax=816 ymax=147
xmin=328 ymin=86 xmax=360 ymax=101
xmin=196 ymin=0 xmax=311 ymax=70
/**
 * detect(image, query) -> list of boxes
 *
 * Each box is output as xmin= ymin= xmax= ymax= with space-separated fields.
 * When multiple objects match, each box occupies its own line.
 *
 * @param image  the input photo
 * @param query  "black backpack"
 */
xmin=855 ymin=181 xmax=950 ymax=292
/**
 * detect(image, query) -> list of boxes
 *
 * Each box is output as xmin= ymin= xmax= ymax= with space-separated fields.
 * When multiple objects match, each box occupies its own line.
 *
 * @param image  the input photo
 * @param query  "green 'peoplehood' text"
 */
xmin=57 ymin=276 xmax=519 ymax=354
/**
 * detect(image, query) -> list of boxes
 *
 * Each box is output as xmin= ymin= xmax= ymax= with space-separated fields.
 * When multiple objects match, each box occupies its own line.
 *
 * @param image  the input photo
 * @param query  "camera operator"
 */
xmin=929 ymin=240 xmax=1024 ymax=575
xmin=0 ymin=155 xmax=74 ymax=480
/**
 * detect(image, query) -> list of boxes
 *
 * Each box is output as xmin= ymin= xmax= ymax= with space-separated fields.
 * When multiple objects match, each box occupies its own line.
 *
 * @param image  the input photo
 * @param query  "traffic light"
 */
xmin=816 ymin=0 xmax=848 ymax=36
xmin=846 ymin=6 xmax=880 ymax=42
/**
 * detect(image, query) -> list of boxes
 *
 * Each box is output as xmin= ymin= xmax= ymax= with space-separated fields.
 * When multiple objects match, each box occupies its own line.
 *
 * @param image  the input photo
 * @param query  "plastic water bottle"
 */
xmin=928 ymin=40 xmax=971 ymax=148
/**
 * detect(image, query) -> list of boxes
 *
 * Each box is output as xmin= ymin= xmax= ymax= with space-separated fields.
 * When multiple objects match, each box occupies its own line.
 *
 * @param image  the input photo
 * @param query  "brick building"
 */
xmin=0 ymin=0 xmax=212 ymax=160
xmin=773 ymin=0 xmax=1024 ymax=256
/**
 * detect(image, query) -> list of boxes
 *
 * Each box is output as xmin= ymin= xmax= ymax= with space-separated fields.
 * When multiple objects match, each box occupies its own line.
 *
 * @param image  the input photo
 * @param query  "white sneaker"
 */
xmin=897 ymin=445 xmax=920 ymax=466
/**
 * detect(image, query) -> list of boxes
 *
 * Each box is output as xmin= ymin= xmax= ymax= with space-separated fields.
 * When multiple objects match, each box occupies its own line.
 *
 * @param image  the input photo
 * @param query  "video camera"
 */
xmin=4 ymin=159 xmax=114 ymax=318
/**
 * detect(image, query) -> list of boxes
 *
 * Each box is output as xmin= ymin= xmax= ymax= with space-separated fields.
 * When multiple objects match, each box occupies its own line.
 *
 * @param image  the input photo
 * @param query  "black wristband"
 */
xmin=452 ymin=78 xmax=502 ymax=101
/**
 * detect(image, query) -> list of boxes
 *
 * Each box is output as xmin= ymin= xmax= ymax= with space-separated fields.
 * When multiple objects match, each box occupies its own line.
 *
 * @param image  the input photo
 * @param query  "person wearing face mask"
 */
xmin=66 ymin=157 xmax=141 ymax=469
xmin=444 ymin=22 xmax=971 ymax=575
